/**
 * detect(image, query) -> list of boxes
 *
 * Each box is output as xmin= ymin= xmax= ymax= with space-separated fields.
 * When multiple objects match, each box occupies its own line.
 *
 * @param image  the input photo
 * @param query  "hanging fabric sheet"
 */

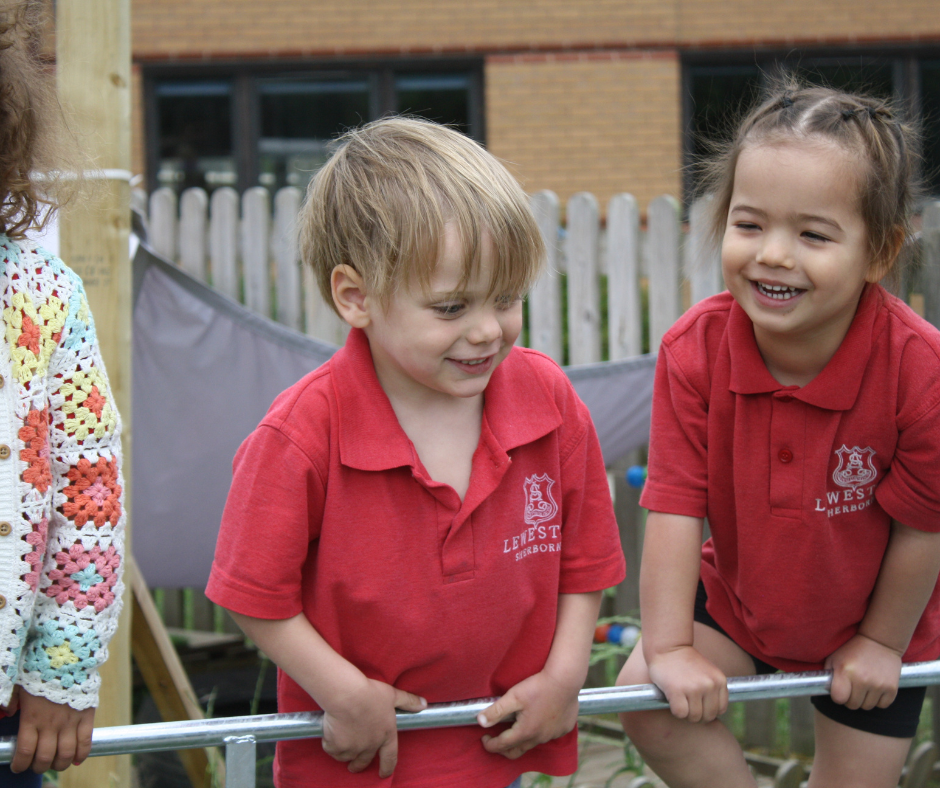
xmin=131 ymin=241 xmax=655 ymax=588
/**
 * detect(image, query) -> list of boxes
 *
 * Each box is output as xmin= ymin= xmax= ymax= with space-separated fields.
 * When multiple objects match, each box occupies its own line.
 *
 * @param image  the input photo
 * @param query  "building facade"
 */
xmin=129 ymin=0 xmax=940 ymax=214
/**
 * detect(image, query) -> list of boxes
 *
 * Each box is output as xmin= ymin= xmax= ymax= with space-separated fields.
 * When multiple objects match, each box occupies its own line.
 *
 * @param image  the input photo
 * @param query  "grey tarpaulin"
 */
xmin=131 ymin=241 xmax=655 ymax=588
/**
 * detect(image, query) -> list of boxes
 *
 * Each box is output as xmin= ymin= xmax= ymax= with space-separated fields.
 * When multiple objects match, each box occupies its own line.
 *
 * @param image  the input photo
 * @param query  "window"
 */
xmin=146 ymin=62 xmax=483 ymax=196
xmin=685 ymin=52 xmax=940 ymax=201
xmin=154 ymin=80 xmax=235 ymax=192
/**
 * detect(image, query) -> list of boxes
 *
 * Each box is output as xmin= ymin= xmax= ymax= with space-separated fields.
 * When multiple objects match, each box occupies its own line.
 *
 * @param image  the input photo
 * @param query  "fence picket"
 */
xmin=923 ymin=201 xmax=940 ymax=330
xmin=607 ymin=193 xmax=643 ymax=359
xmin=179 ymin=188 xmax=208 ymax=282
xmin=149 ymin=187 xmax=177 ymax=262
xmin=686 ymin=195 xmax=722 ymax=306
xmin=566 ymin=192 xmax=601 ymax=365
xmin=273 ymin=187 xmax=303 ymax=331
xmin=242 ymin=187 xmax=271 ymax=317
xmin=647 ymin=195 xmax=682 ymax=352
xmin=528 ymin=191 xmax=563 ymax=362
xmin=209 ymin=187 xmax=239 ymax=299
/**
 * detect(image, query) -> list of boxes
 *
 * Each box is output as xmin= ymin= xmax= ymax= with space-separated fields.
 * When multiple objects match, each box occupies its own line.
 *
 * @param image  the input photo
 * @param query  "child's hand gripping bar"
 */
xmin=3 ymin=661 xmax=940 ymax=761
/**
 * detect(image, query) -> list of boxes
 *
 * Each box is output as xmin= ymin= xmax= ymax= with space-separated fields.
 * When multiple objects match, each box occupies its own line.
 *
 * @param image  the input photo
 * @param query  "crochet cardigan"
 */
xmin=0 ymin=235 xmax=124 ymax=710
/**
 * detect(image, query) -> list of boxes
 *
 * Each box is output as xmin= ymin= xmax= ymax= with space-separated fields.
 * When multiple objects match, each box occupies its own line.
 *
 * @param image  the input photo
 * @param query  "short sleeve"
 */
xmin=639 ymin=345 xmax=709 ymax=518
xmin=557 ymin=396 xmax=626 ymax=594
xmin=206 ymin=424 xmax=327 ymax=618
xmin=876 ymin=340 xmax=940 ymax=531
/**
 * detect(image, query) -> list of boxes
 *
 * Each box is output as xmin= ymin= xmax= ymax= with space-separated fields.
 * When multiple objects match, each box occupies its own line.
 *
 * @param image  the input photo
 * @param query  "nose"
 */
xmin=467 ymin=305 xmax=503 ymax=346
xmin=756 ymin=230 xmax=794 ymax=269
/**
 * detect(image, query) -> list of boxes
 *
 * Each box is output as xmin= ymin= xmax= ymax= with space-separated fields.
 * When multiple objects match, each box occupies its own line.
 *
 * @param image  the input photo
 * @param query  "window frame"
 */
xmin=681 ymin=45 xmax=938 ymax=203
xmin=143 ymin=57 xmax=485 ymax=196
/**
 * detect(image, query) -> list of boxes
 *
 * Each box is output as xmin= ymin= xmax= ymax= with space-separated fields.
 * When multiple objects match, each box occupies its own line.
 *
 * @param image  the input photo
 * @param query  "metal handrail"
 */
xmin=3 ymin=660 xmax=940 ymax=787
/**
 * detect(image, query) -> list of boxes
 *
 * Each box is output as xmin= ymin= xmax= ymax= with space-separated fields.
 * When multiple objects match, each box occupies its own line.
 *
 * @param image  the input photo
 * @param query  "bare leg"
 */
xmin=617 ymin=623 xmax=758 ymax=788
xmin=808 ymin=710 xmax=911 ymax=788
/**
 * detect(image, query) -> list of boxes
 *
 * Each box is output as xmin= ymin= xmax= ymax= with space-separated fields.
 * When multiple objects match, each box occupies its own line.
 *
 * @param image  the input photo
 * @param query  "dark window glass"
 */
xmin=688 ymin=65 xmax=762 ymax=153
xmin=258 ymin=80 xmax=371 ymax=193
xmin=396 ymin=74 xmax=471 ymax=135
xmin=793 ymin=59 xmax=894 ymax=98
xmin=155 ymin=81 xmax=235 ymax=193
xmin=921 ymin=62 xmax=940 ymax=197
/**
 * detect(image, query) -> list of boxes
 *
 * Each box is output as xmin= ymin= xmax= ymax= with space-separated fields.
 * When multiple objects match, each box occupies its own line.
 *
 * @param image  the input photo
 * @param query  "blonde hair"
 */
xmin=300 ymin=117 xmax=545 ymax=312
xmin=699 ymin=81 xmax=920 ymax=280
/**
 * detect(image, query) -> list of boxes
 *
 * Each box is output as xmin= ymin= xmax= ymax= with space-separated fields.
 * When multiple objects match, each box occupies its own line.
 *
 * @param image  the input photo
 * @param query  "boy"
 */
xmin=206 ymin=117 xmax=626 ymax=788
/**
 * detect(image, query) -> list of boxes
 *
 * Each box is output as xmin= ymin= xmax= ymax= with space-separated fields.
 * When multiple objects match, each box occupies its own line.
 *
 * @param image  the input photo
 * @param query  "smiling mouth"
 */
xmin=755 ymin=281 xmax=805 ymax=300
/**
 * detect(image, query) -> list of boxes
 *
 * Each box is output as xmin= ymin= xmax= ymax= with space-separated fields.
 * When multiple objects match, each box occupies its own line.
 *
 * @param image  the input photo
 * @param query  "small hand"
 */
xmin=647 ymin=646 xmax=728 ymax=723
xmin=10 ymin=690 xmax=95 ymax=774
xmin=477 ymin=670 xmax=580 ymax=760
xmin=321 ymin=679 xmax=426 ymax=778
xmin=826 ymin=634 xmax=902 ymax=710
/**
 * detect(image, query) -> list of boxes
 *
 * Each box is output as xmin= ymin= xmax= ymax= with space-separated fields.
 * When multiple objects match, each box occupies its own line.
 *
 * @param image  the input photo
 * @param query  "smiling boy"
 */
xmin=206 ymin=118 xmax=626 ymax=788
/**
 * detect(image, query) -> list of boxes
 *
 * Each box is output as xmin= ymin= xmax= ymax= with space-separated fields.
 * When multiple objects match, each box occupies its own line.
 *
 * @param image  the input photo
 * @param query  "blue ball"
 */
xmin=626 ymin=465 xmax=647 ymax=488
xmin=607 ymin=624 xmax=624 ymax=644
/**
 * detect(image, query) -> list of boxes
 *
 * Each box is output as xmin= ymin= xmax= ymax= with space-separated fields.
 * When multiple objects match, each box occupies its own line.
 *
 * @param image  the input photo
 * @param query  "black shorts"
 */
xmin=693 ymin=581 xmax=925 ymax=738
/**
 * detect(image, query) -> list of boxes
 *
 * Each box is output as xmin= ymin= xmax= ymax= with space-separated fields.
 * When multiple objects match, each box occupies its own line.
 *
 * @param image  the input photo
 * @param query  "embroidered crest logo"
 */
xmin=524 ymin=474 xmax=558 ymax=526
xmin=832 ymin=446 xmax=877 ymax=488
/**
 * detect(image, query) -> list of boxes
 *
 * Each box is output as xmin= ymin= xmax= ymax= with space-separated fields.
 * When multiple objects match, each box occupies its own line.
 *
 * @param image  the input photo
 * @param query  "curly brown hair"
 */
xmin=0 ymin=0 xmax=78 ymax=239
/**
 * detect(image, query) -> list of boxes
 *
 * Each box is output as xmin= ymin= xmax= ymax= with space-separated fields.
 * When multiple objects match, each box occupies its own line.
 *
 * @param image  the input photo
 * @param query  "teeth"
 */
xmin=757 ymin=282 xmax=801 ymax=300
xmin=463 ymin=359 xmax=485 ymax=365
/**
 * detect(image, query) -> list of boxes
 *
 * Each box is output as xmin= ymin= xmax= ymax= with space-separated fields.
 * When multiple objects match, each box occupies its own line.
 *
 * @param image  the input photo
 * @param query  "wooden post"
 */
xmin=55 ymin=1 xmax=132 ymax=786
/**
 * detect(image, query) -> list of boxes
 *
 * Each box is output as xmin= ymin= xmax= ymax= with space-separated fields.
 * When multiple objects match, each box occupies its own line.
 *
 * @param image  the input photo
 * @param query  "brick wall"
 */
xmin=132 ymin=0 xmax=940 ymax=58
xmin=486 ymin=53 xmax=682 ymax=215
xmin=132 ymin=0 xmax=674 ymax=59
xmin=678 ymin=0 xmax=940 ymax=46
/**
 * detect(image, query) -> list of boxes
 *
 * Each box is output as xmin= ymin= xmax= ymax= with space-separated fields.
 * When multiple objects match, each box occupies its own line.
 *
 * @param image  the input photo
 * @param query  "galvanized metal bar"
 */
xmin=1 ymin=660 xmax=939 ymax=763
xmin=224 ymin=735 xmax=257 ymax=788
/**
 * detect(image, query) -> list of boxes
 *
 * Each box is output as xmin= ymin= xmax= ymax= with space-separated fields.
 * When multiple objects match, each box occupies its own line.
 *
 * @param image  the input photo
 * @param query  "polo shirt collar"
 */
xmin=332 ymin=328 xmax=562 ymax=471
xmin=727 ymin=283 xmax=880 ymax=411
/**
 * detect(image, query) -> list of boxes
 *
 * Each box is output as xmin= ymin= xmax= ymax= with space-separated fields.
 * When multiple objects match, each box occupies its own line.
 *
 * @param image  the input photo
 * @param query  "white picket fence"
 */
xmin=140 ymin=185 xmax=728 ymax=360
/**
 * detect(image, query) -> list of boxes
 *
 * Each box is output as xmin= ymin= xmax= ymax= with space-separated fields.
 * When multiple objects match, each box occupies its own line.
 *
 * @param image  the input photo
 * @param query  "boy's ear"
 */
xmin=331 ymin=265 xmax=373 ymax=329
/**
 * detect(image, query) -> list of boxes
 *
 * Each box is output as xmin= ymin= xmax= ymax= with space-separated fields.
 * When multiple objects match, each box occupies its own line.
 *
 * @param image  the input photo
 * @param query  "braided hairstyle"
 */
xmin=700 ymin=81 xmax=920 ymax=281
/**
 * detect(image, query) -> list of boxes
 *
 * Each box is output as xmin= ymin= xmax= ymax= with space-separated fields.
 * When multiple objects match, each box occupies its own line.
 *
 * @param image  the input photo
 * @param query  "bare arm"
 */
xmin=229 ymin=612 xmax=425 ymax=777
xmin=639 ymin=511 xmax=728 ymax=722
xmin=477 ymin=591 xmax=602 ymax=758
xmin=827 ymin=521 xmax=940 ymax=709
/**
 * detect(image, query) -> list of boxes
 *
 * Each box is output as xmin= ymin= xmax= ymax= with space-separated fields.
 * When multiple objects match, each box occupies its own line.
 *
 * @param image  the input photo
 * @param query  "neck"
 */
xmin=754 ymin=319 xmax=851 ymax=388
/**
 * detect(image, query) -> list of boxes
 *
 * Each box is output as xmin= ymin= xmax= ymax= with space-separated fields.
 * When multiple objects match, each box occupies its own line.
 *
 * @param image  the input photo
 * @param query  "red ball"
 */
xmin=594 ymin=624 xmax=611 ymax=643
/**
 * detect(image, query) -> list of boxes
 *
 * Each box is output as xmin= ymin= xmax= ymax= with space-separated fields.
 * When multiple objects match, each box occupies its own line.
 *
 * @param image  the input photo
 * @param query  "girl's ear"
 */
xmin=331 ymin=265 xmax=373 ymax=328
xmin=866 ymin=226 xmax=905 ymax=284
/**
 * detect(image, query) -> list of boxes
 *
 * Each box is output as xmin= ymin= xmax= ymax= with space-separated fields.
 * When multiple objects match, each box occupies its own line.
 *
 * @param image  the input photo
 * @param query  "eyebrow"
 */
xmin=729 ymin=204 xmax=844 ymax=232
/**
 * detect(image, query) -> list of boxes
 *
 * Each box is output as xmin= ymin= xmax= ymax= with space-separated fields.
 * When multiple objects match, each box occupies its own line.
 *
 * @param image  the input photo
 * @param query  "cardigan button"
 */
xmin=0 ymin=374 xmax=5 ymax=388
xmin=0 ymin=445 xmax=9 ymax=460
xmin=0 ymin=523 xmax=10 ymax=536
xmin=0 ymin=595 xmax=7 ymax=609
xmin=778 ymin=448 xmax=794 ymax=463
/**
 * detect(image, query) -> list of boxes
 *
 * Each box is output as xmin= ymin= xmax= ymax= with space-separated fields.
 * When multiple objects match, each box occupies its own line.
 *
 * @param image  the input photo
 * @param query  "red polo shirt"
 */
xmin=641 ymin=284 xmax=940 ymax=672
xmin=207 ymin=328 xmax=625 ymax=788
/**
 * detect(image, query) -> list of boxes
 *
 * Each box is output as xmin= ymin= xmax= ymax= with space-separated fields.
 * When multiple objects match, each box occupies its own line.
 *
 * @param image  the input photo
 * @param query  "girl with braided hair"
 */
xmin=618 ymin=84 xmax=939 ymax=788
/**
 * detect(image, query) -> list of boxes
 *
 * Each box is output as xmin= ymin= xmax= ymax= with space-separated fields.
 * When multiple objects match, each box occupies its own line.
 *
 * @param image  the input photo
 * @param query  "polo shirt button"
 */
xmin=0 ymin=522 xmax=10 ymax=536
xmin=778 ymin=448 xmax=794 ymax=463
xmin=0 ymin=445 xmax=10 ymax=460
